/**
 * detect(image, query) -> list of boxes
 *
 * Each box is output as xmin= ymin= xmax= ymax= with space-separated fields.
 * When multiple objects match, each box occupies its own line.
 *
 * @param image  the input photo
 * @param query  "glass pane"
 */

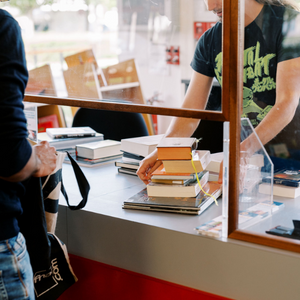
xmin=240 ymin=0 xmax=300 ymax=236
xmin=242 ymin=1 xmax=300 ymax=173
xmin=3 ymin=0 xmax=221 ymax=113
xmin=238 ymin=118 xmax=274 ymax=230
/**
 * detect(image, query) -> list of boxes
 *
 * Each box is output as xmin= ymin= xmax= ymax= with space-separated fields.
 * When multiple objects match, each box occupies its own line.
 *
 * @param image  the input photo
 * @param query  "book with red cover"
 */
xmin=38 ymin=114 xmax=59 ymax=132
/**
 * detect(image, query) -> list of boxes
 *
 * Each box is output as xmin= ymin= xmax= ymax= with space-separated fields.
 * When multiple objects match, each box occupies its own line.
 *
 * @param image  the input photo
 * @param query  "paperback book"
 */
xmin=38 ymin=132 xmax=104 ymax=150
xmin=258 ymin=182 xmax=300 ymax=199
xmin=123 ymin=181 xmax=222 ymax=215
xmin=262 ymin=169 xmax=300 ymax=187
xmin=46 ymin=126 xmax=96 ymax=139
xmin=117 ymin=167 xmax=138 ymax=176
xmin=115 ymin=160 xmax=140 ymax=170
xmin=147 ymin=170 xmax=209 ymax=197
xmin=151 ymin=164 xmax=203 ymax=181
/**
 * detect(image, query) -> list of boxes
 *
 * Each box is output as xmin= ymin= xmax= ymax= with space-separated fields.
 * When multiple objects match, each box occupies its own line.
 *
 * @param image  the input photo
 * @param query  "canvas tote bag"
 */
xmin=19 ymin=151 xmax=90 ymax=299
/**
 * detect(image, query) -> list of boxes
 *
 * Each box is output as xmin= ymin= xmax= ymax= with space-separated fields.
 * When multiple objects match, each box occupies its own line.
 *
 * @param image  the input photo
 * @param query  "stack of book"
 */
xmin=38 ymin=127 xmax=104 ymax=161
xmin=123 ymin=181 xmax=222 ymax=215
xmin=115 ymin=134 xmax=164 ymax=176
xmin=148 ymin=137 xmax=212 ymax=198
xmin=70 ymin=139 xmax=122 ymax=167
xmin=259 ymin=169 xmax=300 ymax=198
xmin=195 ymin=200 xmax=284 ymax=237
xmin=39 ymin=127 xmax=104 ymax=154
xmin=123 ymin=137 xmax=222 ymax=215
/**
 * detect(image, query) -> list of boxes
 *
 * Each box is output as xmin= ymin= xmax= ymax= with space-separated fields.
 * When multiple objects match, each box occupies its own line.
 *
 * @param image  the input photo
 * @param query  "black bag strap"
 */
xmin=60 ymin=151 xmax=90 ymax=210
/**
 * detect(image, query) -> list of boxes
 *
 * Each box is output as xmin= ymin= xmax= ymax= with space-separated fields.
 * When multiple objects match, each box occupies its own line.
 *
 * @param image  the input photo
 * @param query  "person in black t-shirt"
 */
xmin=137 ymin=0 xmax=300 ymax=185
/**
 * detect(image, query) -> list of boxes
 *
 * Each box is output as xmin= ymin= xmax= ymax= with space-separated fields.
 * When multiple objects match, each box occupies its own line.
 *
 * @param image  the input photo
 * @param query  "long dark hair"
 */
xmin=255 ymin=0 xmax=300 ymax=10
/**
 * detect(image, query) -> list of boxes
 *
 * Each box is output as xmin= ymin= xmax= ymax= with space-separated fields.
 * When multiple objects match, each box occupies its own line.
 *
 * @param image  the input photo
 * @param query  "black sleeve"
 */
xmin=190 ymin=28 xmax=217 ymax=78
xmin=0 ymin=10 xmax=32 ymax=177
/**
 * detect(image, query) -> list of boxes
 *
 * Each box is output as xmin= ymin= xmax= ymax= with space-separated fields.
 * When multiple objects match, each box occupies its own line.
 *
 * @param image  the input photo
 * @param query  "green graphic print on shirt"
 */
xmin=215 ymin=41 xmax=275 ymax=127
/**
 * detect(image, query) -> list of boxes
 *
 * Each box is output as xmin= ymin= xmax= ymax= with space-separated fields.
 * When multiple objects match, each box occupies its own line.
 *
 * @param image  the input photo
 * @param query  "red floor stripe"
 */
xmin=58 ymin=254 xmax=232 ymax=300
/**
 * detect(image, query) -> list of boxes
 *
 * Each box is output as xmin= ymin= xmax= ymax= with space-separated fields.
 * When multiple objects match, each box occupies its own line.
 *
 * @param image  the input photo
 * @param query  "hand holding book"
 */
xmin=136 ymin=148 xmax=162 ymax=185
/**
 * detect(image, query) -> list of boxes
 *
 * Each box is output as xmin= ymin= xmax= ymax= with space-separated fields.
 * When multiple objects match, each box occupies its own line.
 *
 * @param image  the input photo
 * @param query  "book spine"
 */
xmin=52 ymin=133 xmax=96 ymax=139
xmin=262 ymin=177 xmax=299 ymax=187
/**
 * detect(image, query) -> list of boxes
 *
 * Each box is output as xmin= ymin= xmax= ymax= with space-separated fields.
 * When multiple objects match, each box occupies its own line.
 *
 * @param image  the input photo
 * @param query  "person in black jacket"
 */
xmin=0 ymin=7 xmax=57 ymax=299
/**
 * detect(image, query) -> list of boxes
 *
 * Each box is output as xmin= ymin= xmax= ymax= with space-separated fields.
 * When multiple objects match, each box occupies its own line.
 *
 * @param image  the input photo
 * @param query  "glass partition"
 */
xmin=238 ymin=118 xmax=274 ymax=230
xmin=3 ymin=0 xmax=221 ymax=113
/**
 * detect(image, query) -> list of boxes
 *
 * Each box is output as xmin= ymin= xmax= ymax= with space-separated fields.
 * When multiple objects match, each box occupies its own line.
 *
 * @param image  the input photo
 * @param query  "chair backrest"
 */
xmin=72 ymin=108 xmax=149 ymax=141
xmin=64 ymin=49 xmax=98 ymax=69
xmin=26 ymin=64 xmax=57 ymax=96
xmin=63 ymin=62 xmax=101 ymax=100
xmin=26 ymin=64 xmax=66 ymax=128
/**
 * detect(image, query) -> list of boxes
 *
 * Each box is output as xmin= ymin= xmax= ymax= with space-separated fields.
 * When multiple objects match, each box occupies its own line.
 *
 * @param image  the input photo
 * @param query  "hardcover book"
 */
xmin=147 ymin=170 xmax=209 ymax=197
xmin=76 ymin=139 xmax=122 ymax=159
xmin=123 ymin=181 xmax=222 ymax=215
xmin=120 ymin=134 xmax=164 ymax=157
xmin=46 ymin=126 xmax=96 ymax=139
xmin=156 ymin=137 xmax=198 ymax=160
xmin=162 ymin=150 xmax=211 ymax=173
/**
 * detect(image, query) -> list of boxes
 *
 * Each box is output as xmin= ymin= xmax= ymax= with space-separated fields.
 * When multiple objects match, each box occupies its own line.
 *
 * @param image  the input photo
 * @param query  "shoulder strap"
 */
xmin=61 ymin=152 xmax=90 ymax=210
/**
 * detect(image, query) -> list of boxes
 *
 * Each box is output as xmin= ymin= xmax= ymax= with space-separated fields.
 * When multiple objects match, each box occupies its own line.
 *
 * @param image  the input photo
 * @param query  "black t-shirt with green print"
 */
xmin=191 ymin=4 xmax=300 ymax=127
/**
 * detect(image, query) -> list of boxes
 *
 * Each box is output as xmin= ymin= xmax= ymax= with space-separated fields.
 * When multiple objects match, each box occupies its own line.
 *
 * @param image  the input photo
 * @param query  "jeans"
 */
xmin=0 ymin=232 xmax=35 ymax=300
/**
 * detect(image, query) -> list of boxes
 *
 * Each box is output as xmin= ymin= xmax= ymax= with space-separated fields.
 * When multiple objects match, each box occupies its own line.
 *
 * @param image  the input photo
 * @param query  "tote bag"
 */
xmin=19 ymin=151 xmax=90 ymax=299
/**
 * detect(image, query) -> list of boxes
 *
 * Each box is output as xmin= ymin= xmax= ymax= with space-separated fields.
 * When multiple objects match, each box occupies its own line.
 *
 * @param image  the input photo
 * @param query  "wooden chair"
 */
xmin=63 ymin=62 xmax=101 ymax=100
xmin=26 ymin=64 xmax=66 ymax=128
xmin=64 ymin=49 xmax=107 ymax=116
xmin=101 ymin=59 xmax=155 ymax=135
xmin=63 ymin=53 xmax=154 ymax=134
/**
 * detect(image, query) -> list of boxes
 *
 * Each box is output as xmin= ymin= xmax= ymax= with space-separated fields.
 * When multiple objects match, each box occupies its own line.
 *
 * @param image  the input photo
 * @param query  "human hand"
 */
xmin=32 ymin=141 xmax=57 ymax=177
xmin=136 ymin=149 xmax=162 ymax=185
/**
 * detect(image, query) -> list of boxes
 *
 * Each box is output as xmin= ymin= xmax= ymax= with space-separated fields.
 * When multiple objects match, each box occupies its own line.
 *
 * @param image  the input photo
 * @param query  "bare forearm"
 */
xmin=165 ymin=117 xmax=200 ymax=138
xmin=241 ymin=100 xmax=297 ymax=154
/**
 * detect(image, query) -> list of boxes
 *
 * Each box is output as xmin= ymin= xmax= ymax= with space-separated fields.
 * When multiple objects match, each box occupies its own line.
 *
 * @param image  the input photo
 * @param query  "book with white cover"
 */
xmin=46 ymin=126 xmax=96 ymax=139
xmin=76 ymin=139 xmax=122 ymax=159
xmin=38 ymin=132 xmax=104 ymax=150
xmin=120 ymin=134 xmax=164 ymax=157
xmin=147 ymin=171 xmax=209 ymax=197
xmin=205 ymin=152 xmax=264 ymax=173
xmin=258 ymin=183 xmax=300 ymax=199
xmin=206 ymin=152 xmax=223 ymax=173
